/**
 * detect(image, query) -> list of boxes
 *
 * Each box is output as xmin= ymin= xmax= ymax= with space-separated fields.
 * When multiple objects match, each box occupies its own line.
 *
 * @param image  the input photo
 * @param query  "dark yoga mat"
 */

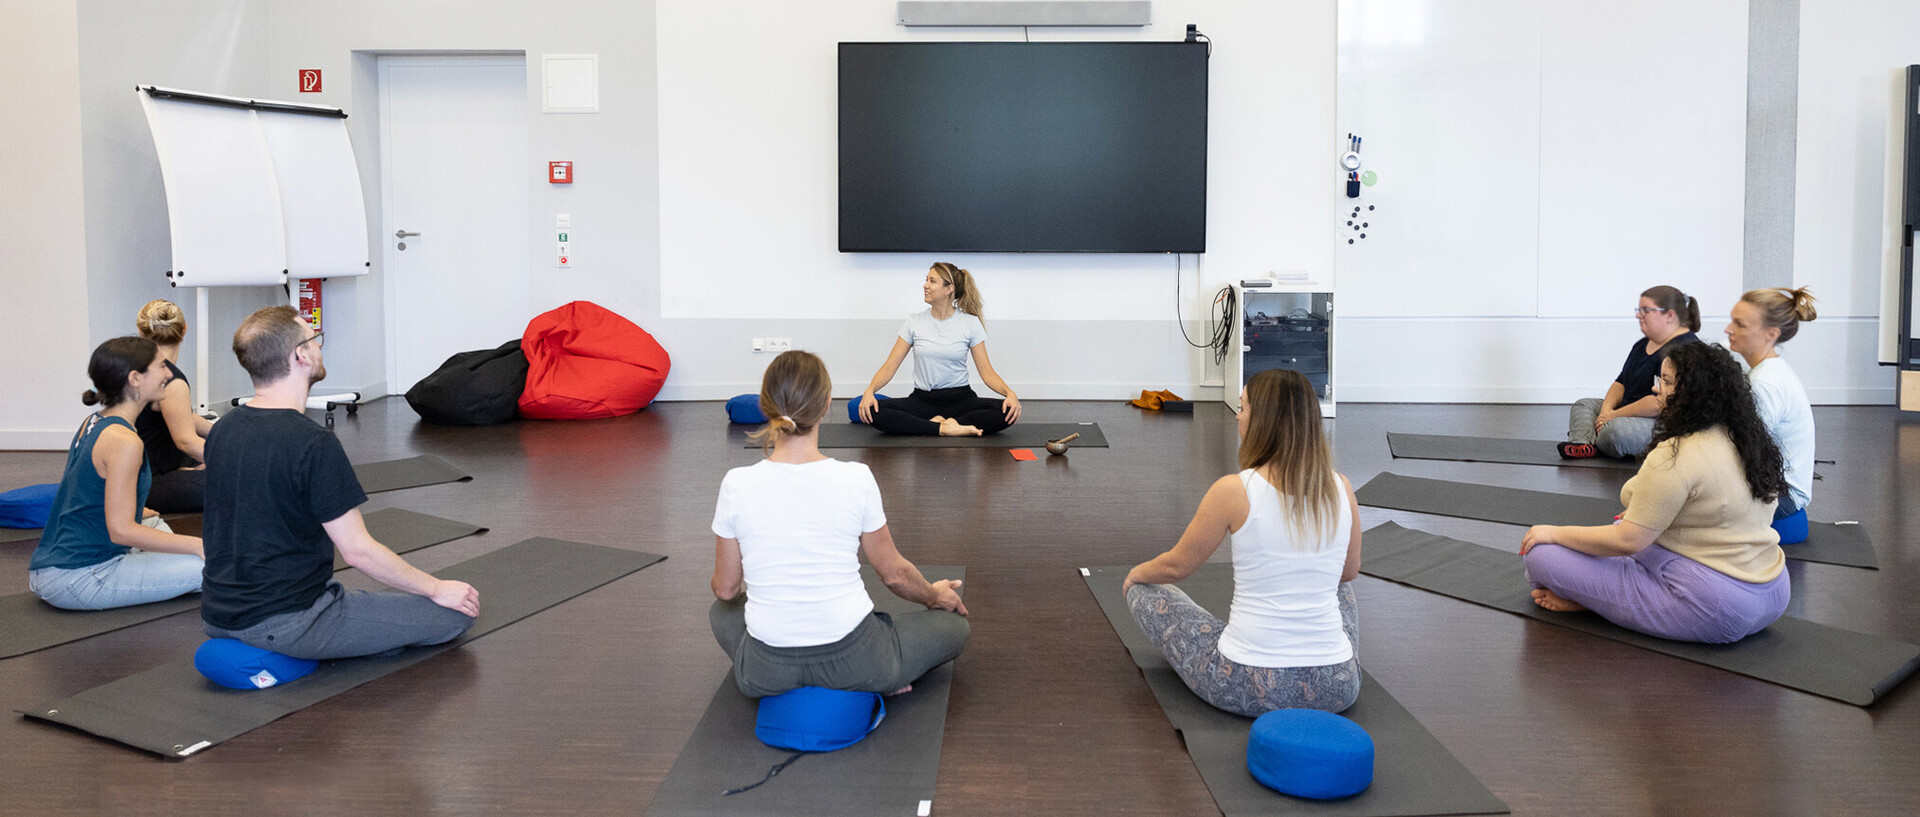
xmin=1361 ymin=521 xmax=1920 ymax=706
xmin=0 ymin=508 xmax=486 ymax=660
xmin=21 ymin=537 xmax=664 ymax=757
xmin=0 ymin=527 xmax=40 ymax=544
xmin=647 ymin=567 xmax=964 ymax=817
xmin=1082 ymin=565 xmax=1508 ymax=817
xmin=352 ymin=454 xmax=472 ymax=494
xmin=1355 ymin=472 xmax=1877 ymax=570
xmin=761 ymin=422 xmax=1108 ymax=449
xmin=1386 ymin=433 xmax=1639 ymax=471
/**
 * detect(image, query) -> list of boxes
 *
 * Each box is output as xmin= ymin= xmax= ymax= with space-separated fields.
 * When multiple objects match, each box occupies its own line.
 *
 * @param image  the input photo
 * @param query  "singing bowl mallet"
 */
xmin=1045 ymin=432 xmax=1081 ymax=455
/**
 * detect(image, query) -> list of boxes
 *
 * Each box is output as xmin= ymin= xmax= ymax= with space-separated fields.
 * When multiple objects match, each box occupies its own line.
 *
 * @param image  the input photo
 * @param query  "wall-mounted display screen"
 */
xmin=839 ymin=42 xmax=1208 ymax=253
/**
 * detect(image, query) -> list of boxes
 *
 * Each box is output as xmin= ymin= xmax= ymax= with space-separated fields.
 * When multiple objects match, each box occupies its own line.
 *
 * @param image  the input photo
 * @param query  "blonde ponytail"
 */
xmin=746 ymin=352 xmax=833 ymax=450
xmin=932 ymin=262 xmax=984 ymax=322
xmin=1739 ymin=286 xmax=1818 ymax=344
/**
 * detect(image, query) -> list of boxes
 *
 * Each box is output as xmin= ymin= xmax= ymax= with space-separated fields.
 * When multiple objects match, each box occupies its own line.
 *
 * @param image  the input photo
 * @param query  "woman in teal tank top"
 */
xmin=28 ymin=337 xmax=204 ymax=610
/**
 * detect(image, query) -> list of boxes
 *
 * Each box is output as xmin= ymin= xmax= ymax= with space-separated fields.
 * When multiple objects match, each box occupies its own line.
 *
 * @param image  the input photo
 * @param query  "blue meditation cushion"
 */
xmin=194 ymin=638 xmax=319 ymax=690
xmin=0 ymin=483 xmax=58 ymax=528
xmin=1247 ymin=709 xmax=1374 ymax=800
xmin=1771 ymin=508 xmax=1809 ymax=545
xmin=726 ymin=394 xmax=767 ymax=425
xmin=755 ymin=686 xmax=886 ymax=752
xmin=847 ymin=394 xmax=890 ymax=424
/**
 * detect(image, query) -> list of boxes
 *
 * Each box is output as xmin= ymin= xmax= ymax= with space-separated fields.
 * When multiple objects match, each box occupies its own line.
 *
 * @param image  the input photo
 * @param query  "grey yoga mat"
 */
xmin=1386 ymin=433 xmax=1639 ymax=471
xmin=351 ymin=454 xmax=472 ymax=494
xmin=1355 ymin=472 xmax=1877 ymax=570
xmin=21 ymin=537 xmax=664 ymax=757
xmin=0 ymin=508 xmax=486 ymax=660
xmin=760 ymin=422 xmax=1108 ymax=449
xmin=1082 ymin=565 xmax=1508 ymax=817
xmin=0 ymin=527 xmax=40 ymax=544
xmin=1361 ymin=521 xmax=1920 ymax=706
xmin=647 ymin=567 xmax=964 ymax=817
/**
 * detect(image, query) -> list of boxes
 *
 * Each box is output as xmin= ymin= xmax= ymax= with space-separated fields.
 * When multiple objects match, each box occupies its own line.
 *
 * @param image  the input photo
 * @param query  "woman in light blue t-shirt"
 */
xmin=857 ymin=262 xmax=1022 ymax=436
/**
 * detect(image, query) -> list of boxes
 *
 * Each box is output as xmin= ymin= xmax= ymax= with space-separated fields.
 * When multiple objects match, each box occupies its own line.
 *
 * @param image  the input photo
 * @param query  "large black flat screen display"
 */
xmin=839 ymin=42 xmax=1207 ymax=253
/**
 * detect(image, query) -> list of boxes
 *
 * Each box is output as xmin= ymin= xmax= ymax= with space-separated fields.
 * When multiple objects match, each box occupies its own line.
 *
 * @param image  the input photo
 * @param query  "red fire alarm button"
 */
xmin=549 ymin=161 xmax=573 ymax=184
xmin=299 ymin=69 xmax=322 ymax=93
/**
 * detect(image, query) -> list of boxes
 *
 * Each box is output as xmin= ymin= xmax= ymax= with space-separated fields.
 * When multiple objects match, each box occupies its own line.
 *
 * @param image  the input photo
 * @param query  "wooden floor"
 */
xmin=1 ymin=398 xmax=1917 ymax=815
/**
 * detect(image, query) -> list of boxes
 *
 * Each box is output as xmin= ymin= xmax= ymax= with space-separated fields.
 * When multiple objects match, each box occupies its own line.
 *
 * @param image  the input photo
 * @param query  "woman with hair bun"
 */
xmin=710 ymin=350 xmax=970 ymax=697
xmin=1560 ymin=285 xmax=1702 ymax=459
xmin=28 ymin=337 xmax=204 ymax=610
xmin=857 ymin=262 xmax=1021 ymax=436
xmin=1726 ymin=287 xmax=1818 ymax=520
xmin=1523 ymin=343 xmax=1789 ymax=643
xmin=134 ymin=299 xmax=212 ymax=513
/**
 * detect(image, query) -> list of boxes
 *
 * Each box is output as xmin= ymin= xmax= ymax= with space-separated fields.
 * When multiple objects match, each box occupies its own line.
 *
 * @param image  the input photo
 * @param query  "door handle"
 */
xmin=395 ymin=230 xmax=421 ymax=238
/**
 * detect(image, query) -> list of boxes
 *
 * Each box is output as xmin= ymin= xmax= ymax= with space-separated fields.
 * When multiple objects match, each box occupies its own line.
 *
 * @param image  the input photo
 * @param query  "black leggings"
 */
xmin=146 ymin=468 xmax=205 ymax=514
xmin=870 ymin=386 xmax=1012 ymax=436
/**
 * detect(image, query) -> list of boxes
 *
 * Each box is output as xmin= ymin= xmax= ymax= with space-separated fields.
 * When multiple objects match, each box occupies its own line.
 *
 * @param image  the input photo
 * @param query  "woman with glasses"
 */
xmin=29 ymin=337 xmax=205 ymax=610
xmin=1559 ymin=285 xmax=1701 ymax=459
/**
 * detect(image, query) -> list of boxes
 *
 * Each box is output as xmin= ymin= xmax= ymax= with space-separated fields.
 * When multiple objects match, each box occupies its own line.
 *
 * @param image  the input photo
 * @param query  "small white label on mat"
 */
xmin=1836 ymin=520 xmax=1859 ymax=525
xmin=1079 ymin=567 xmax=1090 ymax=577
xmin=917 ymin=800 xmax=932 ymax=816
xmin=249 ymin=670 xmax=279 ymax=689
xmin=178 ymin=741 xmax=213 ymax=756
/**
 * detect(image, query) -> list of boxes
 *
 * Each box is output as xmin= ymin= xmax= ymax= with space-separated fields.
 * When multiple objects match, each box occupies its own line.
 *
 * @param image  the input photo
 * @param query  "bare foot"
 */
xmin=938 ymin=418 xmax=984 ymax=437
xmin=886 ymin=684 xmax=913 ymax=696
xmin=1531 ymin=588 xmax=1588 ymax=613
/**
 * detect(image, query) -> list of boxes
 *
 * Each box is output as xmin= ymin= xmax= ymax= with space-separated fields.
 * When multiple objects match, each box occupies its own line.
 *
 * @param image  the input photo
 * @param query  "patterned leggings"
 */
xmin=1126 ymin=582 xmax=1360 ymax=717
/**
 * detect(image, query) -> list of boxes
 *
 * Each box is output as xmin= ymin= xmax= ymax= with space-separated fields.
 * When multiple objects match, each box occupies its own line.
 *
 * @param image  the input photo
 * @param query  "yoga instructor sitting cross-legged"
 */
xmin=200 ymin=307 xmax=477 ymax=660
xmin=856 ymin=262 xmax=1021 ymax=436
xmin=711 ymin=351 xmax=970 ymax=698
xmin=1523 ymin=342 xmax=1789 ymax=644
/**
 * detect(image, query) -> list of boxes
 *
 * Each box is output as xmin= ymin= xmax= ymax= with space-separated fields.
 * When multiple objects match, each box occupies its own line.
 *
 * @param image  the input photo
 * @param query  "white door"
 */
xmin=379 ymin=55 xmax=531 ymax=392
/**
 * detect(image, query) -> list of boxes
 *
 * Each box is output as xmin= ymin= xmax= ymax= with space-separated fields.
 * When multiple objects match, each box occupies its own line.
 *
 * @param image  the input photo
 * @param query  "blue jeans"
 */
xmin=29 ymin=549 xmax=204 ymax=610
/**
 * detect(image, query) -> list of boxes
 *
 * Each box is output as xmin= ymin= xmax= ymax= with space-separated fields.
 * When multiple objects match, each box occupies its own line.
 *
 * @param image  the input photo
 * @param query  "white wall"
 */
xmin=0 ymin=1 xmax=95 ymax=449
xmin=76 ymin=0 xmax=278 ymax=411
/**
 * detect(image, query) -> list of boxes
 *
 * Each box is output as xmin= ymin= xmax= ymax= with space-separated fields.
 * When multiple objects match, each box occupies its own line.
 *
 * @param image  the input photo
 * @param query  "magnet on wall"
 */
xmin=1361 ymin=170 xmax=1377 ymax=186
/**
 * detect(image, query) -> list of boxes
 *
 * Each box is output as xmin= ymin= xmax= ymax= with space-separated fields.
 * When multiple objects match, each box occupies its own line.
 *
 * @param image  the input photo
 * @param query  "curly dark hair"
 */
xmin=1648 ymin=342 xmax=1787 ymax=503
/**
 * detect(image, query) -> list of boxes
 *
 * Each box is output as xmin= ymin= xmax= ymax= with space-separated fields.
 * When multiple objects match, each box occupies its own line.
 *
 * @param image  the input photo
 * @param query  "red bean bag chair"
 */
xmin=518 ymin=301 xmax=671 ymax=419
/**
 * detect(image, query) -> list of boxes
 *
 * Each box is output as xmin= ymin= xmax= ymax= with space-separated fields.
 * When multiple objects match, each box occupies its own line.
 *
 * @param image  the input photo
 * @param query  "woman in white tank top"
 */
xmin=1123 ymin=369 xmax=1363 ymax=716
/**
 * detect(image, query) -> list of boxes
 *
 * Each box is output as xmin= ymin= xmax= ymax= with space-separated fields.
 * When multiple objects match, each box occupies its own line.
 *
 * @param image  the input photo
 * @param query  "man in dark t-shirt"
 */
xmin=201 ymin=306 xmax=476 ymax=659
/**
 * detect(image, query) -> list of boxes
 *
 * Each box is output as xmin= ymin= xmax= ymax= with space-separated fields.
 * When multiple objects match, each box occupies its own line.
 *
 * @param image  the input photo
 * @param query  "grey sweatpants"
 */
xmin=1127 ymin=581 xmax=1361 ymax=717
xmin=709 ymin=597 xmax=969 ymax=698
xmin=205 ymin=581 xmax=474 ymax=660
xmin=1568 ymin=397 xmax=1654 ymax=459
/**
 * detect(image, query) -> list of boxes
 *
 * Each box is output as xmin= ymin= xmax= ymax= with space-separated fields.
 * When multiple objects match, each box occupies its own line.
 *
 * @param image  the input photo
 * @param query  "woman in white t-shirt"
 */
xmin=1123 ymin=368 xmax=1363 ymax=716
xmin=856 ymin=262 xmax=1021 ymax=436
xmin=1724 ymin=286 xmax=1817 ymax=521
xmin=711 ymin=350 xmax=971 ymax=697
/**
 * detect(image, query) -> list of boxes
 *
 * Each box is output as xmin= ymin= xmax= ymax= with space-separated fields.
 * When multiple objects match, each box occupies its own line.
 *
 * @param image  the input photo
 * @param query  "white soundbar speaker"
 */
xmin=898 ymin=1 xmax=1152 ymax=27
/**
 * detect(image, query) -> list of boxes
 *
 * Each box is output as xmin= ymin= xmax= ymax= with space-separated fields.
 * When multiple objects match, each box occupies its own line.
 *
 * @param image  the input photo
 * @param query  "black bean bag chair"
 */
xmin=404 ymin=340 xmax=528 ymax=426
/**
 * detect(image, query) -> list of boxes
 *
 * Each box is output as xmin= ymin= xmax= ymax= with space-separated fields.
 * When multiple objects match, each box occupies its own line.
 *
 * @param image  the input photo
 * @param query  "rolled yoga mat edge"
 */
xmin=1359 ymin=521 xmax=1920 ymax=706
xmin=646 ymin=567 xmax=964 ymax=817
xmin=0 ymin=507 xmax=487 ymax=660
xmin=21 ymin=537 xmax=665 ymax=757
xmin=1081 ymin=565 xmax=1510 ymax=817
xmin=765 ymin=422 xmax=1108 ymax=449
xmin=1355 ymin=472 xmax=1878 ymax=570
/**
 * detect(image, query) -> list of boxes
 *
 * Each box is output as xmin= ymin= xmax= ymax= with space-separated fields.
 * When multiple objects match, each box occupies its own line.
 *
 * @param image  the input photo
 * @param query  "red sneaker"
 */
xmin=1557 ymin=442 xmax=1597 ymax=459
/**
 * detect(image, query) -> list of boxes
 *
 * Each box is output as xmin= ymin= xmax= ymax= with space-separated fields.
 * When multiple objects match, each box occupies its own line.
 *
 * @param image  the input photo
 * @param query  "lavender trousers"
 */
xmin=1523 ymin=543 xmax=1790 ymax=644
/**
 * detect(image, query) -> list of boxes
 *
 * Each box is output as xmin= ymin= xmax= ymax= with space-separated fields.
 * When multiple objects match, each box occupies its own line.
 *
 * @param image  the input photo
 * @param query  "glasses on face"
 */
xmin=298 ymin=330 xmax=324 ymax=350
xmin=1633 ymin=307 xmax=1669 ymax=317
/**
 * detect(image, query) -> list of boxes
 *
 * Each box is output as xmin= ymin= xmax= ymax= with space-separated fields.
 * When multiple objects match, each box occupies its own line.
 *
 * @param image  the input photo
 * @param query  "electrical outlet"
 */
xmin=769 ymin=337 xmax=792 ymax=352
xmin=751 ymin=338 xmax=765 ymax=352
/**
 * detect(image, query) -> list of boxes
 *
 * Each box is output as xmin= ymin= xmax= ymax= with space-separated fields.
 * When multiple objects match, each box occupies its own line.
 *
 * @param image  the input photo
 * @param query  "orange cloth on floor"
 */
xmin=1129 ymin=389 xmax=1184 ymax=410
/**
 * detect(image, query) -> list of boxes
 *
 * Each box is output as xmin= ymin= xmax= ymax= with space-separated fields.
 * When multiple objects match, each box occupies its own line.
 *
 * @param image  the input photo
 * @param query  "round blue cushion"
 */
xmin=1247 ymin=709 xmax=1374 ymax=799
xmin=193 ymin=638 xmax=319 ymax=690
xmin=726 ymin=394 xmax=767 ymax=425
xmin=0 ymin=483 xmax=59 ymax=529
xmin=1771 ymin=508 xmax=1809 ymax=545
xmin=847 ymin=394 xmax=891 ymax=424
xmin=754 ymin=686 xmax=886 ymax=752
